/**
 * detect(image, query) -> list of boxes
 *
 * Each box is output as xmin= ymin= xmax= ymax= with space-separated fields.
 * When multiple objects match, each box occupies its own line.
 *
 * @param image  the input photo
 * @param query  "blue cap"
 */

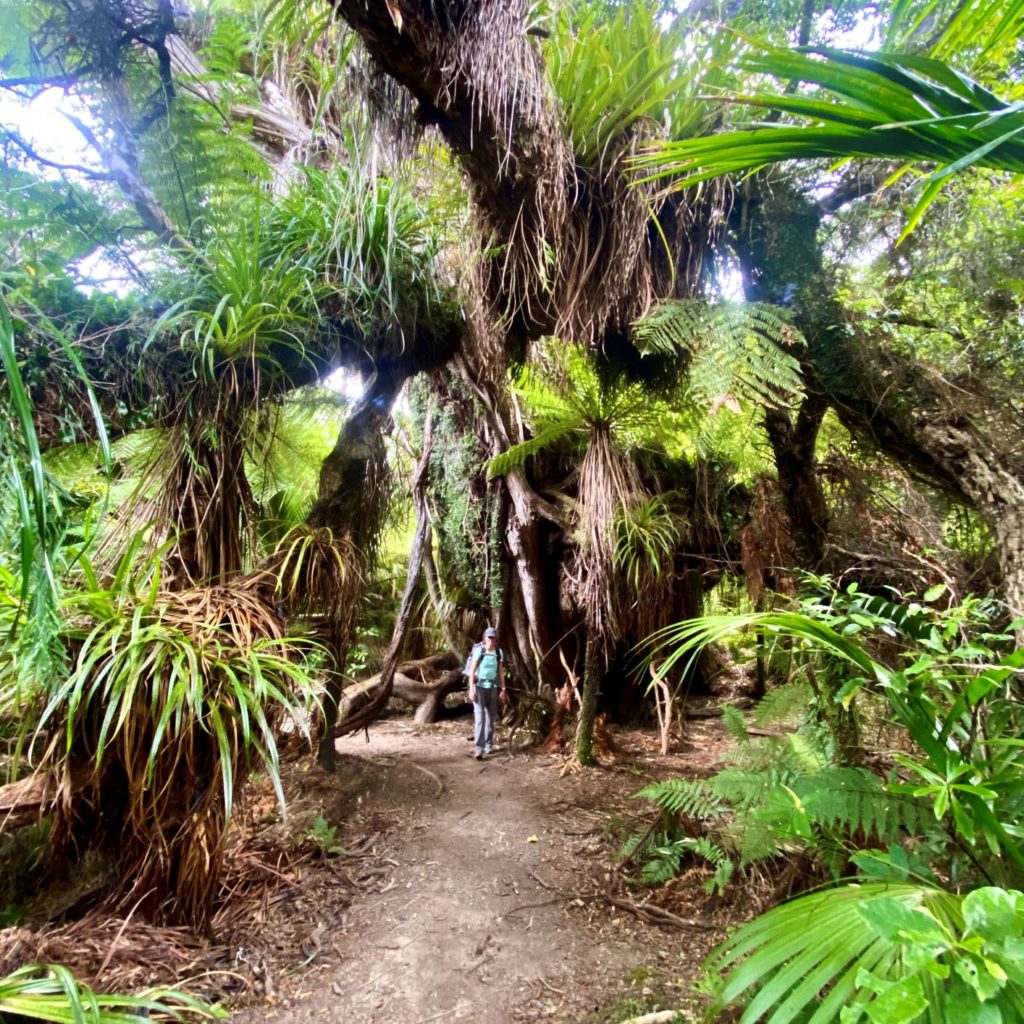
xmin=484 ymin=627 xmax=497 ymax=638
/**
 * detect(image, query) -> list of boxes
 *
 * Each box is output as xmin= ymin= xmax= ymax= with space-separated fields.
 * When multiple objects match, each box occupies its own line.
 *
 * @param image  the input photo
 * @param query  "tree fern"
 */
xmin=486 ymin=341 xmax=672 ymax=478
xmin=631 ymin=300 xmax=804 ymax=412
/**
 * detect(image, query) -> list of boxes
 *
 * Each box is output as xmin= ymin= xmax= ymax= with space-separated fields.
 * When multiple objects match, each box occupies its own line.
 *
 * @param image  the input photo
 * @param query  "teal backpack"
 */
xmin=462 ymin=643 xmax=503 ymax=679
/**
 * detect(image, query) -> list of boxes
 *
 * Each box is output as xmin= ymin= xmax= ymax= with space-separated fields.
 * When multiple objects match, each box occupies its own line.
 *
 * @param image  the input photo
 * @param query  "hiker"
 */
xmin=468 ymin=626 xmax=506 ymax=760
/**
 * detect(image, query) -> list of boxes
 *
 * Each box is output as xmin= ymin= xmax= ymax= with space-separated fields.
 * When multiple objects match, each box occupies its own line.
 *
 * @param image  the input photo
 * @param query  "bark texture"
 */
xmin=733 ymin=179 xmax=1024 ymax=619
xmin=330 ymin=403 xmax=435 ymax=741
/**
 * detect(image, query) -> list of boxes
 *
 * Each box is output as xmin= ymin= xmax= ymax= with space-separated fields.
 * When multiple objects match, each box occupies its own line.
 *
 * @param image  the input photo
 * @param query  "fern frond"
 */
xmin=620 ymin=824 xmax=669 ymax=864
xmin=795 ymin=767 xmax=928 ymax=839
xmin=486 ymin=424 xmax=575 ymax=479
xmin=638 ymin=842 xmax=688 ymax=883
xmin=631 ymin=299 xmax=804 ymax=414
xmin=787 ymin=732 xmax=829 ymax=773
xmin=753 ymin=681 xmax=813 ymax=728
xmin=200 ymin=16 xmax=253 ymax=81
xmin=721 ymin=703 xmax=750 ymax=743
xmin=734 ymin=815 xmax=785 ymax=867
xmin=634 ymin=778 xmax=725 ymax=820
xmin=679 ymin=836 xmax=736 ymax=893
xmin=709 ymin=766 xmax=798 ymax=809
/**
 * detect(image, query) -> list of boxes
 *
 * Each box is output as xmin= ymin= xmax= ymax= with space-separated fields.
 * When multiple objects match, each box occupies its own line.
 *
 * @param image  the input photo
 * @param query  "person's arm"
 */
xmin=468 ymin=652 xmax=478 ymax=702
xmin=498 ymin=657 xmax=507 ymax=702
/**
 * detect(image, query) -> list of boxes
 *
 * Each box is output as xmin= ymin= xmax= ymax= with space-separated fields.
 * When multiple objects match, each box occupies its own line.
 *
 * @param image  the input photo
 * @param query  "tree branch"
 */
xmin=815 ymin=167 xmax=891 ymax=215
xmin=872 ymin=312 xmax=968 ymax=342
xmin=1 ymin=127 xmax=111 ymax=181
xmin=333 ymin=400 xmax=435 ymax=738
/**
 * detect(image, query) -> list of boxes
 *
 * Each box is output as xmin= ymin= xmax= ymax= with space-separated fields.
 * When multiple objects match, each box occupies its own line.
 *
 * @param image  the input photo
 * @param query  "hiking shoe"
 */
xmin=474 ymin=751 xmax=483 ymax=760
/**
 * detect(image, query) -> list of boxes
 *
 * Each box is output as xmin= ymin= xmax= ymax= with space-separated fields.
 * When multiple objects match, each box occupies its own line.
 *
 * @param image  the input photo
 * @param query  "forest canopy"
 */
xmin=1 ymin=0 xmax=1023 ymax=1019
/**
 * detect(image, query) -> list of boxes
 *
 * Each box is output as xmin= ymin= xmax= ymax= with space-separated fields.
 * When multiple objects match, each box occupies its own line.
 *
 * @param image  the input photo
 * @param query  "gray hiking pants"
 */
xmin=473 ymin=686 xmax=499 ymax=755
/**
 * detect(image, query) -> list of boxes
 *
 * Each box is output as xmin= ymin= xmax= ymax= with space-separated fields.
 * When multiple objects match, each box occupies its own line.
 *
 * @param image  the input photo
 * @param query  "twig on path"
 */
xmin=503 ymin=894 xmax=598 ymax=916
xmin=606 ymin=895 xmax=716 ymax=932
xmin=413 ymin=1010 xmax=456 ymax=1024
xmin=349 ymin=963 xmax=402 ymax=993
xmin=536 ymin=977 xmax=565 ymax=995
xmin=408 ymin=760 xmax=446 ymax=797
xmin=618 ymin=1012 xmax=687 ymax=1024
xmin=529 ymin=870 xmax=557 ymax=891
xmin=464 ymin=953 xmax=495 ymax=978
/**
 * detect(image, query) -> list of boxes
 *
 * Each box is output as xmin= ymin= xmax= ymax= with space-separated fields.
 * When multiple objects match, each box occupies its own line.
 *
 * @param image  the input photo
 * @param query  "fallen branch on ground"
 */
xmin=606 ymin=895 xmax=716 ymax=931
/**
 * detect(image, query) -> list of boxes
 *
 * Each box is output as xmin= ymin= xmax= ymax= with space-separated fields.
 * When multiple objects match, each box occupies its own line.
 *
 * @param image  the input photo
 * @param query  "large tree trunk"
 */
xmin=453 ymin=355 xmax=565 ymax=690
xmin=329 ymin=404 xmax=435 ymax=745
xmin=764 ymin=394 xmax=829 ymax=570
xmin=308 ymin=370 xmax=401 ymax=767
xmin=916 ymin=422 xmax=1024 ymax=621
xmin=575 ymin=637 xmax=602 ymax=766
xmin=733 ymin=179 xmax=1024 ymax=620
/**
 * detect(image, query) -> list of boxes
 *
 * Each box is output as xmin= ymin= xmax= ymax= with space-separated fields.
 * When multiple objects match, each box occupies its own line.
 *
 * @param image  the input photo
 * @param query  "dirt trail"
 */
xmin=238 ymin=717 xmax=731 ymax=1024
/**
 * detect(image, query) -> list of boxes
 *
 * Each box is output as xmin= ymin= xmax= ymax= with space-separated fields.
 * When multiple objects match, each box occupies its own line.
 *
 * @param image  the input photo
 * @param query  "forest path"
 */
xmin=237 ymin=717 xmax=726 ymax=1024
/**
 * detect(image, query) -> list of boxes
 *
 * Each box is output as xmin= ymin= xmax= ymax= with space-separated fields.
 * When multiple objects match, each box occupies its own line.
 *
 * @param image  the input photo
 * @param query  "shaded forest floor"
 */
xmin=2 ymin=706 xmax=756 ymax=1023
xmin=230 ymin=711 xmax=748 ymax=1024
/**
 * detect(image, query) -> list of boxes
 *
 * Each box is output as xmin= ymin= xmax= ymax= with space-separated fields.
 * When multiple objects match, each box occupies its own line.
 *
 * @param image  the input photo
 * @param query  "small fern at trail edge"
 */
xmin=626 ymin=713 xmax=930 ymax=889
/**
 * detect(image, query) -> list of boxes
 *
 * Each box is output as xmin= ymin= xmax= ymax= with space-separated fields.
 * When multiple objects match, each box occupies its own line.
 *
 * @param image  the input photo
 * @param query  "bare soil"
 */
xmin=232 ymin=712 xmax=744 ymax=1024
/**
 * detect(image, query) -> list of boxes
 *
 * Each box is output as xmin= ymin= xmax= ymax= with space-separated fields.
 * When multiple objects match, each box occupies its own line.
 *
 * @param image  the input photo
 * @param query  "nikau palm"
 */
xmin=636 ymin=47 xmax=1024 ymax=239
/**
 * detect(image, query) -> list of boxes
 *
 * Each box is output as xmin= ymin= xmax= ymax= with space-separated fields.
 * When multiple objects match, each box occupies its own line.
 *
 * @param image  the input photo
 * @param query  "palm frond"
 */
xmin=36 ymin=567 xmax=323 ymax=924
xmin=886 ymin=0 xmax=1024 ymax=71
xmin=704 ymin=882 xmax=1024 ymax=1024
xmin=646 ymin=611 xmax=888 ymax=693
xmin=613 ymin=495 xmax=684 ymax=594
xmin=634 ymin=48 xmax=1024 ymax=240
xmin=265 ymin=523 xmax=362 ymax=621
xmin=546 ymin=0 xmax=682 ymax=167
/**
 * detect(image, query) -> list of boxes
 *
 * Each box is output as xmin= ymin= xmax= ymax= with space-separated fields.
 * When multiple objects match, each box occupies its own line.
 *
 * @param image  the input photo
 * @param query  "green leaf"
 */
xmin=945 ymin=976 xmax=1003 ymax=1024
xmin=858 ymin=898 xmax=945 ymax=943
xmin=963 ymin=888 xmax=1023 ymax=944
xmin=863 ymin=975 xmax=928 ymax=1024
